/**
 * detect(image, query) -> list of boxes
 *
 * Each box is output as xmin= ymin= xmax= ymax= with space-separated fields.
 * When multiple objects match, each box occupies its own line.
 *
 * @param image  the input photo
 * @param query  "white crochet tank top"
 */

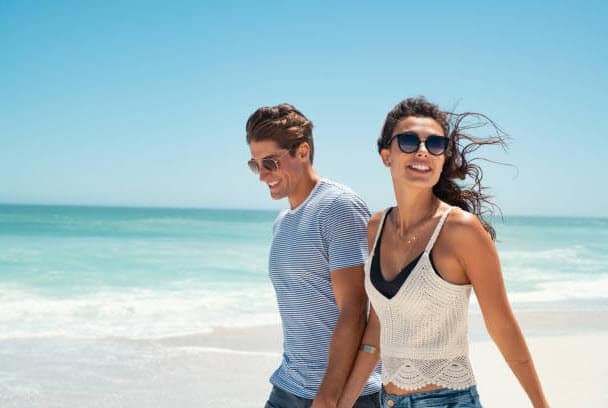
xmin=364 ymin=207 xmax=476 ymax=390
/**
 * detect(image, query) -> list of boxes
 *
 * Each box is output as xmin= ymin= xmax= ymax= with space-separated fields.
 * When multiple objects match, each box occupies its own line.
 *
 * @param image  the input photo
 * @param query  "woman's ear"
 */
xmin=380 ymin=149 xmax=391 ymax=167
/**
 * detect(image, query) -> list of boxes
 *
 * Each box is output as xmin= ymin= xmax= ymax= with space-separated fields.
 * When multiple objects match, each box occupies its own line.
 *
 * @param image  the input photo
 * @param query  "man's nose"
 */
xmin=258 ymin=165 xmax=271 ymax=182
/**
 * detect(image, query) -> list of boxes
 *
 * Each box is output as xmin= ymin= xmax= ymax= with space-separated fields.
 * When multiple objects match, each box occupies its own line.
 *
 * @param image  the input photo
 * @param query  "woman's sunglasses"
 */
xmin=247 ymin=150 xmax=289 ymax=174
xmin=389 ymin=132 xmax=449 ymax=156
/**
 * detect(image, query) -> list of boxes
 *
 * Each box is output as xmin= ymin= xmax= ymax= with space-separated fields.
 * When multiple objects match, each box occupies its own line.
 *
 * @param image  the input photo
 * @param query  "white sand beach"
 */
xmin=188 ymin=310 xmax=608 ymax=407
xmin=3 ymin=309 xmax=607 ymax=408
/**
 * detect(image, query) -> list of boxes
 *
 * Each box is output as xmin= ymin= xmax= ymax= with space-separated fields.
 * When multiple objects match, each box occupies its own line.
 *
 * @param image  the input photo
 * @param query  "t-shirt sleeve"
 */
xmin=321 ymin=192 xmax=371 ymax=271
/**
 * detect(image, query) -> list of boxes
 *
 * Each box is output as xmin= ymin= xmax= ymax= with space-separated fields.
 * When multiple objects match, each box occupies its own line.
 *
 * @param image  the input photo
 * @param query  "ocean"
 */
xmin=1 ymin=204 xmax=607 ymax=406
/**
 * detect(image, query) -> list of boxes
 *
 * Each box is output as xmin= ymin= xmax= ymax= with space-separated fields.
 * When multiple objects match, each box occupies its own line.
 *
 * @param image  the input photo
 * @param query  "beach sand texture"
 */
xmin=3 ymin=311 xmax=604 ymax=407
xmin=195 ymin=311 xmax=608 ymax=407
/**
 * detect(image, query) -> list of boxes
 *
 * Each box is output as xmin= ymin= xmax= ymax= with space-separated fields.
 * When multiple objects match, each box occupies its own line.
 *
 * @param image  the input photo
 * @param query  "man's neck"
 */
xmin=288 ymin=168 xmax=321 ymax=210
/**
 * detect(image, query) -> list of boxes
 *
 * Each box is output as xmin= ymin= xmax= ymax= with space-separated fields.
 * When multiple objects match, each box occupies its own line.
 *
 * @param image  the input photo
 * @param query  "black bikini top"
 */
xmin=370 ymin=207 xmax=442 ymax=299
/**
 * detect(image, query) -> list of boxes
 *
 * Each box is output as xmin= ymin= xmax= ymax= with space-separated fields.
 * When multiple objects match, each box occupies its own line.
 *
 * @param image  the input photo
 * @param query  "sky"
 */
xmin=1 ymin=1 xmax=606 ymax=216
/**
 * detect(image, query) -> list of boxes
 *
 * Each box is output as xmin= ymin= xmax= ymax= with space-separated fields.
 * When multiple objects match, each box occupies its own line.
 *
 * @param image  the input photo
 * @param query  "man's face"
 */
xmin=248 ymin=140 xmax=302 ymax=200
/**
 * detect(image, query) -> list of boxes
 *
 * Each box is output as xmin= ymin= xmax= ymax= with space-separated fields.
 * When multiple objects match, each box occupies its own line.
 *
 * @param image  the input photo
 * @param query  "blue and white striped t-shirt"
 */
xmin=268 ymin=178 xmax=382 ymax=399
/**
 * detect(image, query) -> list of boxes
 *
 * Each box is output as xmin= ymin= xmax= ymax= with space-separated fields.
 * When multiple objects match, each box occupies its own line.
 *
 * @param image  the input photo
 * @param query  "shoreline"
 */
xmin=159 ymin=308 xmax=608 ymax=351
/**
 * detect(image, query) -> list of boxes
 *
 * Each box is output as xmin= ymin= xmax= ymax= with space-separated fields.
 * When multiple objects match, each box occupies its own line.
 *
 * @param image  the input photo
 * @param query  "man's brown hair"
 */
xmin=246 ymin=103 xmax=315 ymax=163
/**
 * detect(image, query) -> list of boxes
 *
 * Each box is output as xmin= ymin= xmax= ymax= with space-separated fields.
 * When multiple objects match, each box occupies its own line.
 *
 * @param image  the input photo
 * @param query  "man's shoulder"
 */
xmin=311 ymin=179 xmax=370 ymax=231
xmin=315 ymin=178 xmax=366 ymax=208
xmin=273 ymin=208 xmax=289 ymax=225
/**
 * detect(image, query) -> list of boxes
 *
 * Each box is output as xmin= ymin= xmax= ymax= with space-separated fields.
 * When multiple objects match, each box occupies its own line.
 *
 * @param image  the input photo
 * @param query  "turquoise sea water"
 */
xmin=1 ymin=204 xmax=607 ymax=340
xmin=1 ymin=205 xmax=273 ymax=291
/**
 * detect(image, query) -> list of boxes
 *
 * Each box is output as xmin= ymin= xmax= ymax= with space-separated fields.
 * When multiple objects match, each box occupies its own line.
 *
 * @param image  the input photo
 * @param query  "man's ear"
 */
xmin=297 ymin=142 xmax=310 ymax=161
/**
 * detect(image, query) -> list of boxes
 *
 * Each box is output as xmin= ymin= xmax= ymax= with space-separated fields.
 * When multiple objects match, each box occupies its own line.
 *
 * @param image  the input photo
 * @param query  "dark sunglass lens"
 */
xmin=426 ymin=136 xmax=448 ymax=155
xmin=397 ymin=133 xmax=420 ymax=153
xmin=262 ymin=158 xmax=279 ymax=171
xmin=248 ymin=160 xmax=260 ymax=174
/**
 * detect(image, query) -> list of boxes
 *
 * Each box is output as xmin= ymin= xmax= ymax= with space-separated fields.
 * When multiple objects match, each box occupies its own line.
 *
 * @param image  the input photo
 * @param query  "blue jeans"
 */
xmin=380 ymin=386 xmax=482 ymax=408
xmin=264 ymin=385 xmax=380 ymax=408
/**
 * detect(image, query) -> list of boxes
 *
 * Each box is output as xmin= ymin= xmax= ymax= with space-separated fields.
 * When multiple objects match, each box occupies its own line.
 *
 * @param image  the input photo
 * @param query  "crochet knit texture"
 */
xmin=365 ymin=207 xmax=476 ymax=390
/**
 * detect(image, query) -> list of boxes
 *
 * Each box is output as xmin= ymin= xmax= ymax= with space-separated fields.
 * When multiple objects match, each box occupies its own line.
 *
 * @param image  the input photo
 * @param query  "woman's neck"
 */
xmin=392 ymin=187 xmax=439 ymax=236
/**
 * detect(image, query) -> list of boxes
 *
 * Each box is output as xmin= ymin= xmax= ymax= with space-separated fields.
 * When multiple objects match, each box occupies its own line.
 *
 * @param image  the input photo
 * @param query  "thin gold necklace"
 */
xmin=391 ymin=200 xmax=439 ymax=244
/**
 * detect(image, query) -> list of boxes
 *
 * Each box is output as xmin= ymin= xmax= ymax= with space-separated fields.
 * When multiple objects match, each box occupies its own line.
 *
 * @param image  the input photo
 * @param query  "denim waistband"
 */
xmin=381 ymin=385 xmax=480 ymax=407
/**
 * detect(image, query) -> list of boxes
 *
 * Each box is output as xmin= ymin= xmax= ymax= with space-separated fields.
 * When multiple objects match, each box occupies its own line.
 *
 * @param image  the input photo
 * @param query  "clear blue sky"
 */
xmin=1 ymin=1 xmax=606 ymax=216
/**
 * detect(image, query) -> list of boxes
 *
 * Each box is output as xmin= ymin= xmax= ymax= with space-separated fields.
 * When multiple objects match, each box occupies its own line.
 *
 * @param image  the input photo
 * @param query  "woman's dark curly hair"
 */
xmin=377 ymin=96 xmax=507 ymax=240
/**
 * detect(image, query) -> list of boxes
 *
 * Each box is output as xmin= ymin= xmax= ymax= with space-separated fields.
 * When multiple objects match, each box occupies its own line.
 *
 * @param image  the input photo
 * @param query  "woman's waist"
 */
xmin=383 ymin=382 xmax=445 ymax=396
xmin=381 ymin=384 xmax=480 ymax=402
xmin=379 ymin=355 xmax=477 ymax=398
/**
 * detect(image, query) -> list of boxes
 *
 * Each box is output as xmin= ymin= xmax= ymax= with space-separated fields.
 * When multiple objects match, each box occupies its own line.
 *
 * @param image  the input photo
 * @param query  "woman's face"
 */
xmin=381 ymin=116 xmax=447 ymax=190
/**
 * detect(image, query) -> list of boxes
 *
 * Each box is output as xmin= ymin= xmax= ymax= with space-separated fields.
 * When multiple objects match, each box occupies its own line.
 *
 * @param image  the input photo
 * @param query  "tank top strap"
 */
xmin=370 ymin=207 xmax=392 ymax=254
xmin=424 ymin=206 xmax=455 ymax=253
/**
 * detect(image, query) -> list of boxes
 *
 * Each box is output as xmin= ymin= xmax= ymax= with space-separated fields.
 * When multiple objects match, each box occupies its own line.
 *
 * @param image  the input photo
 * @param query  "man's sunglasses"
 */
xmin=389 ymin=132 xmax=449 ymax=156
xmin=247 ymin=150 xmax=289 ymax=174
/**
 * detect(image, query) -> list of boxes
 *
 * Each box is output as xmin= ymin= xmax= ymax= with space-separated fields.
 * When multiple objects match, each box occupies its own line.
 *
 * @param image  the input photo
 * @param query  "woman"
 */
xmin=338 ymin=97 xmax=549 ymax=408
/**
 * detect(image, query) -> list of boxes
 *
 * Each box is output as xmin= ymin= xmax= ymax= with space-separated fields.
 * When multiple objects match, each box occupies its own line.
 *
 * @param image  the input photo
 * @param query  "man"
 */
xmin=246 ymin=103 xmax=381 ymax=408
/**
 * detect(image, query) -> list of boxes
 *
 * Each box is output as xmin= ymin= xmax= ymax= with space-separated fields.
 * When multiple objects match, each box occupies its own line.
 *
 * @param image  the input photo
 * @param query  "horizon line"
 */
xmin=0 ymin=201 xmax=605 ymax=219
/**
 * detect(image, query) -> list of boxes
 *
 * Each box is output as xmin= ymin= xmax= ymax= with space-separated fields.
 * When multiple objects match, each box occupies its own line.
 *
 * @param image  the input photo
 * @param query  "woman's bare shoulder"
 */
xmin=441 ymin=207 xmax=491 ymax=246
